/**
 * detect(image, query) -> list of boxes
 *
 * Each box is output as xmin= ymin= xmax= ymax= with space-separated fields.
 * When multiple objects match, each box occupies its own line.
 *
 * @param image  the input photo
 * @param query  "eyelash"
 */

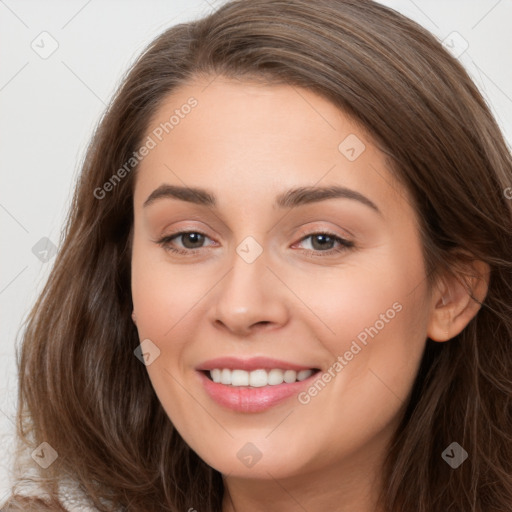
xmin=155 ymin=230 xmax=354 ymax=257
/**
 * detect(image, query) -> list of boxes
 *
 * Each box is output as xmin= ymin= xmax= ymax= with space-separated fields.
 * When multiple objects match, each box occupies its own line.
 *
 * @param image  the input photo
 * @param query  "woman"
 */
xmin=5 ymin=0 xmax=512 ymax=510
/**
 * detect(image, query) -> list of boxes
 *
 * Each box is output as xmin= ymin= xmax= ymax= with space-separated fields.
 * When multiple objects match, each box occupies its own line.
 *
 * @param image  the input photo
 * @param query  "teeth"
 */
xmin=220 ymin=368 xmax=231 ymax=385
xmin=249 ymin=369 xmax=267 ymax=387
xmin=268 ymin=368 xmax=285 ymax=385
xmin=283 ymin=370 xmax=296 ymax=383
xmin=297 ymin=369 xmax=314 ymax=381
xmin=232 ymin=369 xmax=249 ymax=386
xmin=208 ymin=368 xmax=315 ymax=387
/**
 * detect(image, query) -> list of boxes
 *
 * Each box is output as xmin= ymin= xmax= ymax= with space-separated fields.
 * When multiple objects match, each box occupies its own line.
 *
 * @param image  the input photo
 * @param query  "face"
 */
xmin=131 ymin=76 xmax=433 ymax=482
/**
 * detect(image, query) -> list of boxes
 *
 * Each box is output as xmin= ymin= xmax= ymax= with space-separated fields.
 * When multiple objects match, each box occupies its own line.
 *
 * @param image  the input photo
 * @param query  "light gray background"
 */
xmin=1 ymin=0 xmax=511 ymax=500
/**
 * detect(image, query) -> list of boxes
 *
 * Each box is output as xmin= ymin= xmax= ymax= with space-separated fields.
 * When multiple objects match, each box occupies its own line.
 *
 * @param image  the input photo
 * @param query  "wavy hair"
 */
xmin=5 ymin=0 xmax=512 ymax=510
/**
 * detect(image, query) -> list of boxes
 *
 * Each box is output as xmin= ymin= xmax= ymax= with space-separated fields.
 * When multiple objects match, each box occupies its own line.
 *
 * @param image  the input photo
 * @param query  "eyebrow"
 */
xmin=143 ymin=183 xmax=381 ymax=214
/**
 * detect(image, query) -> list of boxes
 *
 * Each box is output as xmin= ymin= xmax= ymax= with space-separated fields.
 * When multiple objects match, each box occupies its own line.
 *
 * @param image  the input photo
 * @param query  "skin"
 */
xmin=130 ymin=75 xmax=489 ymax=512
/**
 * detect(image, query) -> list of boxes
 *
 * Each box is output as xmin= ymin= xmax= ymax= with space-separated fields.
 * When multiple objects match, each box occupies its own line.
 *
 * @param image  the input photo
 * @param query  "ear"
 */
xmin=427 ymin=258 xmax=490 ymax=342
xmin=131 ymin=311 xmax=137 ymax=325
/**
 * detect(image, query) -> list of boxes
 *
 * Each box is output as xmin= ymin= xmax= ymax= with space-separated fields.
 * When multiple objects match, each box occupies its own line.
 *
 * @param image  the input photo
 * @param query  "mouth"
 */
xmin=195 ymin=357 xmax=322 ymax=413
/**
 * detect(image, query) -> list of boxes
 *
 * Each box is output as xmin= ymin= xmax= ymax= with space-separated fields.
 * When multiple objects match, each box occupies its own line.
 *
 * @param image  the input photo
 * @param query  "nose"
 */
xmin=209 ymin=247 xmax=290 ymax=337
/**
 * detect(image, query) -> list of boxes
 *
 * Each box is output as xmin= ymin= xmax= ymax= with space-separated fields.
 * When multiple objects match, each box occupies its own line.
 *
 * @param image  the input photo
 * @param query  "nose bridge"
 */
xmin=221 ymin=235 xmax=272 ymax=310
xmin=211 ymin=234 xmax=288 ymax=333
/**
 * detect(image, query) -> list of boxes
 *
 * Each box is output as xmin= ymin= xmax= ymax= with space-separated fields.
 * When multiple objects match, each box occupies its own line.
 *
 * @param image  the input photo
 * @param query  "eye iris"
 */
xmin=311 ymin=234 xmax=334 ymax=250
xmin=182 ymin=232 xmax=204 ymax=249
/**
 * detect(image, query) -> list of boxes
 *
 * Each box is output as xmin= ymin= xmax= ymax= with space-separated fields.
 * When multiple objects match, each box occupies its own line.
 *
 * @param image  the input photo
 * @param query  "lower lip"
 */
xmin=197 ymin=370 xmax=319 ymax=413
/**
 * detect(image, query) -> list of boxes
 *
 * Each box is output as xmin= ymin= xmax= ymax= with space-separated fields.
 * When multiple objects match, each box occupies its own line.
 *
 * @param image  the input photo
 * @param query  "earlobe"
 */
xmin=131 ymin=311 xmax=137 ymax=325
xmin=427 ymin=259 xmax=490 ymax=342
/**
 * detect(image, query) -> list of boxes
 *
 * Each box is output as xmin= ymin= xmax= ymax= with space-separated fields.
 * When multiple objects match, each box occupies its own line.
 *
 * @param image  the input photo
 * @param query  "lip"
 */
xmin=196 ymin=356 xmax=316 ymax=372
xmin=196 ymin=360 xmax=321 ymax=413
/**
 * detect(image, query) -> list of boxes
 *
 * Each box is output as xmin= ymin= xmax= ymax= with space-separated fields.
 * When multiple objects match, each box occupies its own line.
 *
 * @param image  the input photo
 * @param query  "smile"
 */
xmin=195 ymin=357 xmax=322 ymax=412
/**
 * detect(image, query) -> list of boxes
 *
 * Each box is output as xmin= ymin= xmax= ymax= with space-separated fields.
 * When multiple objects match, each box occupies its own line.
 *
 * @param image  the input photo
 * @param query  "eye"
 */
xmin=294 ymin=231 xmax=354 ymax=256
xmin=155 ymin=231 xmax=214 ymax=255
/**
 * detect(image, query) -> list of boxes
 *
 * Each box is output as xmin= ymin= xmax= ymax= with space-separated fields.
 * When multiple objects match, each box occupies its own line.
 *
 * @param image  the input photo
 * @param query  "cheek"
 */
xmin=131 ymin=239 xmax=208 ymax=342
xmin=298 ymin=244 xmax=426 ymax=350
xmin=130 ymin=242 xmax=203 ymax=420
xmin=297 ymin=237 xmax=429 ymax=404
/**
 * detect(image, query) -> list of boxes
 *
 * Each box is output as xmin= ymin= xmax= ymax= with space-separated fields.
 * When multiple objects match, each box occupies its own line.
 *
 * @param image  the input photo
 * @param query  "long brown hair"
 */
xmin=6 ymin=0 xmax=512 ymax=510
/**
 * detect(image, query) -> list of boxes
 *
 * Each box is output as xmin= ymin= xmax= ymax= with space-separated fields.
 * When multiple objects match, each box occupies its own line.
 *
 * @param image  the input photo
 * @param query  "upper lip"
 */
xmin=196 ymin=356 xmax=318 ymax=372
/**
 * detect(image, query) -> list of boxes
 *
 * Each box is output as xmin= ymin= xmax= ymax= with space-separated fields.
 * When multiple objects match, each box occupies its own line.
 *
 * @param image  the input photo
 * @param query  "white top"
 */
xmin=10 ymin=443 xmax=102 ymax=511
xmin=14 ymin=478 xmax=100 ymax=511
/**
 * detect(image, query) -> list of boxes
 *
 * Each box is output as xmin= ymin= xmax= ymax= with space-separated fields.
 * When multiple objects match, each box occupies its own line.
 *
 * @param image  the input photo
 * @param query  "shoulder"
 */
xmin=3 ymin=480 xmax=102 ymax=512
xmin=6 ymin=440 xmax=110 ymax=511
xmin=2 ymin=491 xmax=104 ymax=512
xmin=1 ymin=494 xmax=67 ymax=511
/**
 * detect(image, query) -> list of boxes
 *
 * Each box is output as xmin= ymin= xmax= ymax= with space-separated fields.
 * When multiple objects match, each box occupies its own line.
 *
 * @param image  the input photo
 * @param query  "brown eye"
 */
xmin=296 ymin=232 xmax=354 ymax=256
xmin=175 ymin=232 xmax=206 ymax=249
xmin=155 ymin=231 xmax=214 ymax=255
xmin=309 ymin=233 xmax=336 ymax=250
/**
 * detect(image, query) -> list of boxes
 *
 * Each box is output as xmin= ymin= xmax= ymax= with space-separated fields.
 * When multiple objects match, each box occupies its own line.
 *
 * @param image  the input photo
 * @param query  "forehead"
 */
xmin=144 ymin=76 xmax=367 ymax=154
xmin=133 ymin=76 xmax=411 ymax=220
